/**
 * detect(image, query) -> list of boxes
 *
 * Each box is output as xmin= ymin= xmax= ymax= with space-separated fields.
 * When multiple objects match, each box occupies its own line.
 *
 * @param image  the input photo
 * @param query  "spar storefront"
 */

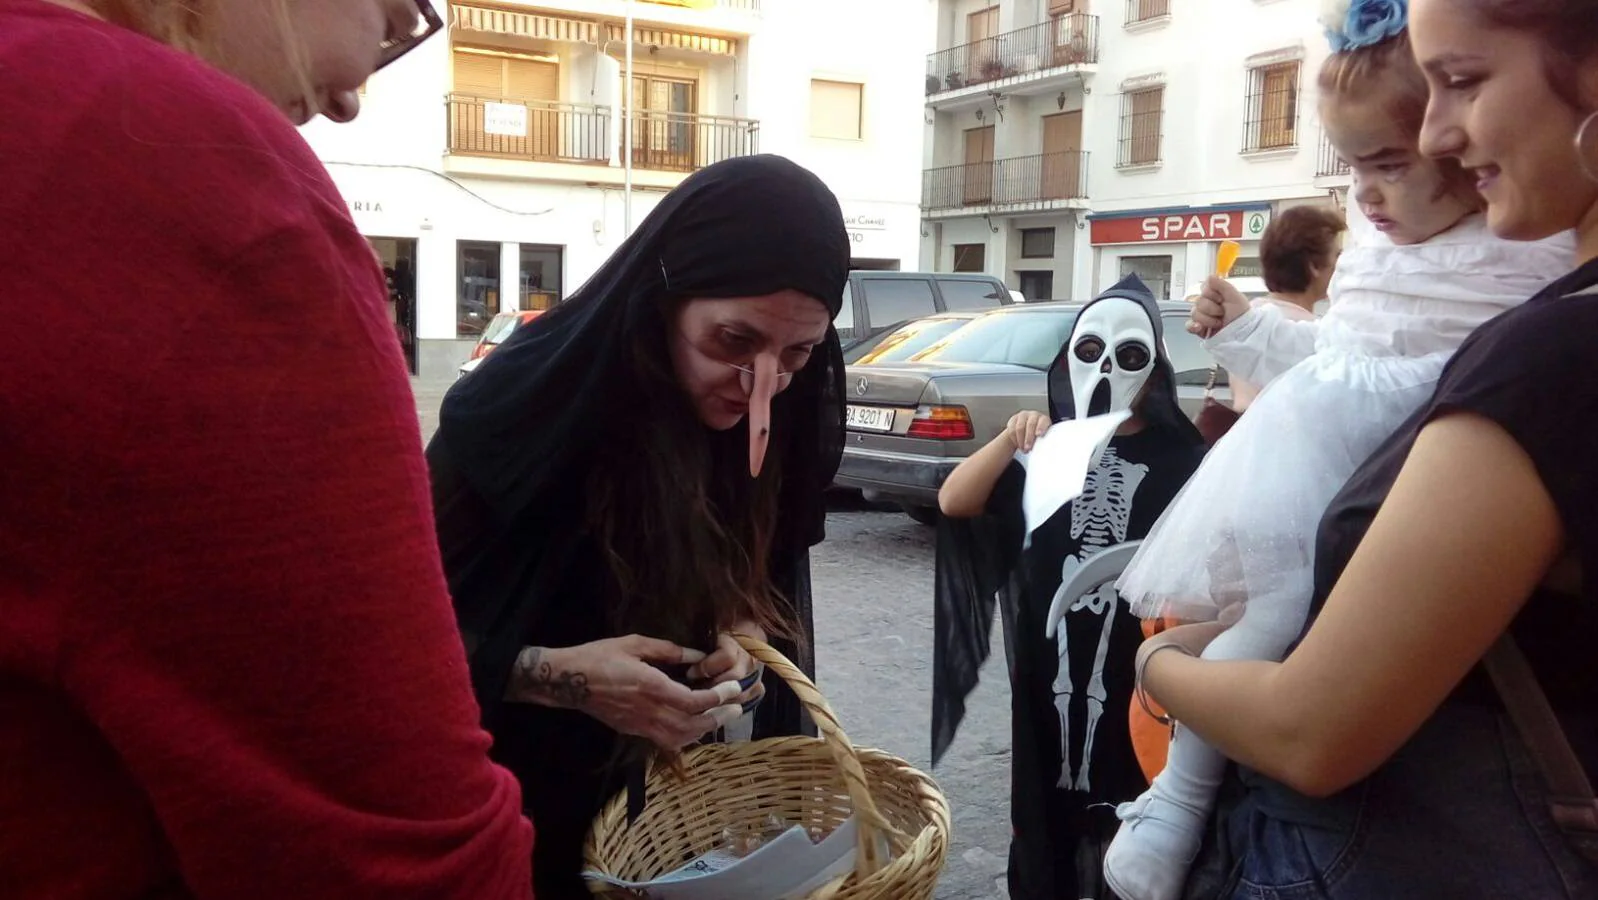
xmin=1088 ymin=204 xmax=1275 ymax=302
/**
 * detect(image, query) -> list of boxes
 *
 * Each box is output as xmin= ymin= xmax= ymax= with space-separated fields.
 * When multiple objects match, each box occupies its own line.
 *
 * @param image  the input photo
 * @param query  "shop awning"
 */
xmin=451 ymin=4 xmax=600 ymax=44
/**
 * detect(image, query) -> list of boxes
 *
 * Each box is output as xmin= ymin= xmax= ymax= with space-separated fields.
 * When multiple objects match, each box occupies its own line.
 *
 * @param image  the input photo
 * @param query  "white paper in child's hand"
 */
xmin=1016 ymin=411 xmax=1130 ymax=535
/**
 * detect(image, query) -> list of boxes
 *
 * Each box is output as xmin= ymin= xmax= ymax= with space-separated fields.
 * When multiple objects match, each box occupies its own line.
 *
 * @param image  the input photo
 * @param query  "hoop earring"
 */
xmin=1578 ymin=111 xmax=1598 ymax=185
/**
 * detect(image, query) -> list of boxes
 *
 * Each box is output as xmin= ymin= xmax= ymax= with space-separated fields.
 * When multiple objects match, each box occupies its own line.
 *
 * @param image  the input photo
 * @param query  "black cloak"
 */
xmin=932 ymin=273 xmax=1203 ymax=762
xmin=426 ymin=155 xmax=849 ymax=896
xmin=932 ymin=274 xmax=1206 ymax=899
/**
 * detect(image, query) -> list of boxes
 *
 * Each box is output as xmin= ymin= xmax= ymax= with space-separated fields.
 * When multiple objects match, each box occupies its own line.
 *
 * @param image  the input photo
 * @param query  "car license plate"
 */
xmin=846 ymin=405 xmax=895 ymax=433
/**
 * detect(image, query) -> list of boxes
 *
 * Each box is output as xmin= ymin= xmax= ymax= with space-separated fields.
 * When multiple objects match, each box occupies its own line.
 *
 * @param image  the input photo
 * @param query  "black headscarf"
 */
xmin=930 ymin=273 xmax=1202 ymax=764
xmin=430 ymin=154 xmax=849 ymax=742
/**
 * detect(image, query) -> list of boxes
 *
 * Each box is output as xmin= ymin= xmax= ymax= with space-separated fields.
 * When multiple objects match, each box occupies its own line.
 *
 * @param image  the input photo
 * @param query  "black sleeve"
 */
xmin=1428 ymin=297 xmax=1598 ymax=552
xmin=986 ymin=458 xmax=1027 ymax=518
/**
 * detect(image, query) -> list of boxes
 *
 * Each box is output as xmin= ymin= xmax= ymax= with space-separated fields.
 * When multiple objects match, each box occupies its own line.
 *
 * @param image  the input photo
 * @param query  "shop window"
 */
xmin=810 ymin=79 xmax=864 ymax=140
xmin=1021 ymin=228 xmax=1057 ymax=259
xmin=952 ymin=243 xmax=986 ymax=272
xmin=1244 ymin=61 xmax=1300 ymax=152
xmin=1119 ymin=255 xmax=1172 ymax=303
xmin=1018 ymin=270 xmax=1054 ymax=301
xmin=1231 ymin=256 xmax=1263 ymax=279
xmin=519 ymin=244 xmax=564 ymax=311
xmin=1118 ymin=86 xmax=1164 ymax=167
xmin=458 ymin=240 xmax=501 ymax=339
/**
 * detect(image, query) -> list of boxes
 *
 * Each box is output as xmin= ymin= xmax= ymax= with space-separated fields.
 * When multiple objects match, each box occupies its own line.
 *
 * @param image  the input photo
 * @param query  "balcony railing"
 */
xmin=628 ymin=111 xmax=759 ymax=172
xmin=449 ymin=95 xmax=759 ymax=173
xmin=927 ymin=14 xmax=1099 ymax=95
xmin=922 ymin=150 xmax=1089 ymax=211
xmin=638 ymin=0 xmax=759 ymax=8
xmin=449 ymin=94 xmax=610 ymax=164
xmin=1316 ymin=129 xmax=1350 ymax=177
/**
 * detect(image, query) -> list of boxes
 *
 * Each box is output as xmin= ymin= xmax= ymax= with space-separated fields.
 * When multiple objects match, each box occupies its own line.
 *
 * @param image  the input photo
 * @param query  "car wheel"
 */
xmin=902 ymin=504 xmax=939 ymax=527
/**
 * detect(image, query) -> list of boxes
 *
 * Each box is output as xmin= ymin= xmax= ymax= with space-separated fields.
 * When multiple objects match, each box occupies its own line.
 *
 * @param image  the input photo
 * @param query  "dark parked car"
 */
xmin=833 ymin=302 xmax=1227 ymax=524
xmin=837 ymin=271 xmax=1013 ymax=350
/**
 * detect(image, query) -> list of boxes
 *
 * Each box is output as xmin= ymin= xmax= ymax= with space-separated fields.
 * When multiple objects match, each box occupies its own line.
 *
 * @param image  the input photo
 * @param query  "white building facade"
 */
xmin=301 ymin=0 xmax=932 ymax=377
xmin=918 ymin=0 xmax=1352 ymax=303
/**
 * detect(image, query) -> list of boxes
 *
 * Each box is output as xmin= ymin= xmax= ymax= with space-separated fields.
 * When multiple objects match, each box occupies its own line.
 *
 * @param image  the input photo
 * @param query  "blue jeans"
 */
xmin=1183 ymin=702 xmax=1598 ymax=899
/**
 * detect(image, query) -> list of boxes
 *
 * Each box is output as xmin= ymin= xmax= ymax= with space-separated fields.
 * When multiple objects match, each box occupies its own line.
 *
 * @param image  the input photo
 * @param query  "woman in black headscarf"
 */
xmin=426 ymin=155 xmax=849 ymax=897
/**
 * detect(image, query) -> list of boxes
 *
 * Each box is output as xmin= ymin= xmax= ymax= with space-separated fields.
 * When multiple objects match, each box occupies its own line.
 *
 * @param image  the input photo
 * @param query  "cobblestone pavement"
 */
xmin=411 ymin=377 xmax=1013 ymax=898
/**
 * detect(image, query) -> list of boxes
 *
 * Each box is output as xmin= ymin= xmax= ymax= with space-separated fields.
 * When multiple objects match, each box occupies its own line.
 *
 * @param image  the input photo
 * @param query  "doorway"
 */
xmin=369 ymin=237 xmax=419 ymax=375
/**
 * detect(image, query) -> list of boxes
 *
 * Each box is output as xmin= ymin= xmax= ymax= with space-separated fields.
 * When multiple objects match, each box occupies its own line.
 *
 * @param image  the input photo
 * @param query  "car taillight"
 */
xmin=906 ymin=404 xmax=975 ymax=440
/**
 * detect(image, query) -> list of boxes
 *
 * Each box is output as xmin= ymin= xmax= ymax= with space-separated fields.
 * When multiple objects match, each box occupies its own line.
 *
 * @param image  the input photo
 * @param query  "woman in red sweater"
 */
xmin=0 ymin=1 xmax=532 ymax=898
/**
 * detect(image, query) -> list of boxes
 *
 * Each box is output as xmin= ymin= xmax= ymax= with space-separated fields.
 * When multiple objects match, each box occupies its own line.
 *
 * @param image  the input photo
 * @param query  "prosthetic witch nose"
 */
xmin=748 ymin=354 xmax=779 ymax=477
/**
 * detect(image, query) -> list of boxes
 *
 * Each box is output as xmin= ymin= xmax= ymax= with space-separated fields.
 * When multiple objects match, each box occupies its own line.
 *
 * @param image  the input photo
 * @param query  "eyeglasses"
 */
xmin=722 ymin=360 xmax=797 ymax=396
xmin=678 ymin=334 xmax=799 ymax=395
xmin=375 ymin=0 xmax=444 ymax=73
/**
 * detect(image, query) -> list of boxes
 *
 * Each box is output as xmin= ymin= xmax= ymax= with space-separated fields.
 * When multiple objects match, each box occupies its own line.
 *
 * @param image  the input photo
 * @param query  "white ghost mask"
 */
xmin=1067 ymin=297 xmax=1156 ymax=419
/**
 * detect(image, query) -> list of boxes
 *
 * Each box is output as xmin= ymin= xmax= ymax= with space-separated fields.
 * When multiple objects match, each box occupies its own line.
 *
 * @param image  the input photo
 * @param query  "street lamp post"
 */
xmin=622 ymin=0 xmax=718 ymax=237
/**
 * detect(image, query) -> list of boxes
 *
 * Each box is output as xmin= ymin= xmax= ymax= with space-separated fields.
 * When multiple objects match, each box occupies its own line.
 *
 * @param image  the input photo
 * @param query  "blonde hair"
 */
xmin=87 ymin=0 xmax=317 ymax=112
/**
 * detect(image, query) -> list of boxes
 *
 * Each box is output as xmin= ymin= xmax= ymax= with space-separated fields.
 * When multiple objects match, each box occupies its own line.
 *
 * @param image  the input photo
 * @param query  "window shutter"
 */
xmin=453 ymin=52 xmax=504 ymax=96
xmin=810 ymin=80 xmax=863 ymax=140
xmin=505 ymin=58 xmax=559 ymax=101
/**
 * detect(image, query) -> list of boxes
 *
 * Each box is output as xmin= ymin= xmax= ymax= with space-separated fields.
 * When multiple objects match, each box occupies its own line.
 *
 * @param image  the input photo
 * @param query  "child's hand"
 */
xmin=1188 ymin=276 xmax=1251 ymax=338
xmin=1004 ymin=410 xmax=1052 ymax=453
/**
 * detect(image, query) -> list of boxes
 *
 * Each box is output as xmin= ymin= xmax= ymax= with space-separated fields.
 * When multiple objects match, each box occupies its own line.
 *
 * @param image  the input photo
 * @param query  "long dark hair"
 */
xmin=1456 ymin=0 xmax=1598 ymax=111
xmin=583 ymin=295 xmax=792 ymax=655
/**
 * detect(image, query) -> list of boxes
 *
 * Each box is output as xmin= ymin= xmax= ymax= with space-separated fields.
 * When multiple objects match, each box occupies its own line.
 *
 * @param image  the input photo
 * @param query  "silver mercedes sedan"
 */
xmin=834 ymin=301 xmax=1228 ymax=524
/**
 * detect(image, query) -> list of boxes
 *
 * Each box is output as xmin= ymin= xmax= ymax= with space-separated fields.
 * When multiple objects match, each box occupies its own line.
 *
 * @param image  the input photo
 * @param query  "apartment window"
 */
xmin=457 ymin=241 xmax=501 ymax=339
xmin=632 ymin=74 xmax=699 ymax=171
xmin=1126 ymin=0 xmax=1170 ymax=25
xmin=810 ymin=79 xmax=864 ymax=140
xmin=1049 ymin=0 xmax=1075 ymax=12
xmin=1018 ymin=271 xmax=1054 ymax=301
xmin=968 ymin=6 xmax=1000 ymax=44
xmin=952 ymin=244 xmax=986 ymax=272
xmin=1021 ymin=228 xmax=1056 ymax=259
xmin=451 ymin=49 xmax=560 ymax=158
xmin=1244 ymin=61 xmax=1300 ymax=151
xmin=963 ymin=125 xmax=996 ymax=205
xmin=1118 ymin=86 xmax=1164 ymax=167
xmin=518 ymin=244 xmax=563 ymax=311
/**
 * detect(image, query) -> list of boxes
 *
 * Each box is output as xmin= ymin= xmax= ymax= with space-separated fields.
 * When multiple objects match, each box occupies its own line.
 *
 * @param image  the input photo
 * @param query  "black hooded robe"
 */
xmin=426 ymin=155 xmax=850 ymax=899
xmin=932 ymin=275 xmax=1205 ymax=900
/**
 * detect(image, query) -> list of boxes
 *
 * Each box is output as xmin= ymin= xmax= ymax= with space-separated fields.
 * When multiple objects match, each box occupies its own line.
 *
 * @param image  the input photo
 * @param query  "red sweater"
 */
xmin=0 ymin=3 xmax=533 ymax=897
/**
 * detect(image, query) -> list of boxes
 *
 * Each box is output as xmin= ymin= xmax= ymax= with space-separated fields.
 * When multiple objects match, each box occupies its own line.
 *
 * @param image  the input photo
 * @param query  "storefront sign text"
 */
xmin=1091 ymin=209 xmax=1272 ymax=245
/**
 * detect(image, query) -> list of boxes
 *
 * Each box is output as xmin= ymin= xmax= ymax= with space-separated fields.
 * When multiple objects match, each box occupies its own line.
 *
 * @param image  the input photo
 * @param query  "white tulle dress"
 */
xmin=1118 ymin=214 xmax=1575 ymax=626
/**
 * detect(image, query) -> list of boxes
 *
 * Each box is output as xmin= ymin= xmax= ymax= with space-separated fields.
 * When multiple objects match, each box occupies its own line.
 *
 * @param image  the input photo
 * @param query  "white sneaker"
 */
xmin=1101 ymin=789 xmax=1206 ymax=900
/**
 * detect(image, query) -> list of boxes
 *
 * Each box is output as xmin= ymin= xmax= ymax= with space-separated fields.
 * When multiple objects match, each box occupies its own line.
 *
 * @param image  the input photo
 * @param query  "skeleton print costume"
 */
xmin=932 ymin=275 xmax=1204 ymax=900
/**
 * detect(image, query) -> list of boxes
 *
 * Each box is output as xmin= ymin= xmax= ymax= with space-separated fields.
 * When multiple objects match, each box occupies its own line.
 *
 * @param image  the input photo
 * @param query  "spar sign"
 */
xmin=1091 ymin=208 xmax=1272 ymax=245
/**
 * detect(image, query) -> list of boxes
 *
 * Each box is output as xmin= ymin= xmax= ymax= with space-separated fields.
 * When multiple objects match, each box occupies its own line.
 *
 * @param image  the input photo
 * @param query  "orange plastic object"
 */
xmin=1129 ymin=618 xmax=1176 ymax=784
xmin=1215 ymin=240 xmax=1242 ymax=279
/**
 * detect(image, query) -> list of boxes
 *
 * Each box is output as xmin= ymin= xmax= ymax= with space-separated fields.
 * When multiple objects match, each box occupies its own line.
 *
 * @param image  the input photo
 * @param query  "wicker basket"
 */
xmin=584 ymin=635 xmax=951 ymax=899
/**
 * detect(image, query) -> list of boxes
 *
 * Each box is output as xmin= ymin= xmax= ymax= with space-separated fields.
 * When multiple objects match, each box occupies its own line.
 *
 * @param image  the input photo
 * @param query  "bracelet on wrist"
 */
xmin=1135 ymin=642 xmax=1194 ymax=727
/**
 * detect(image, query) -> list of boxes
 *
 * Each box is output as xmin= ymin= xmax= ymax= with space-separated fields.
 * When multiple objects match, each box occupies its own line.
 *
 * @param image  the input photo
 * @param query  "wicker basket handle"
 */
xmin=735 ymin=633 xmax=899 ymax=878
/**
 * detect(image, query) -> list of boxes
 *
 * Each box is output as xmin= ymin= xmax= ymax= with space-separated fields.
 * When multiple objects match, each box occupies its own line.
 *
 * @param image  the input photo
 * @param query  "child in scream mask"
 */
xmin=1102 ymin=8 xmax=1577 ymax=900
xmin=934 ymin=275 xmax=1206 ymax=900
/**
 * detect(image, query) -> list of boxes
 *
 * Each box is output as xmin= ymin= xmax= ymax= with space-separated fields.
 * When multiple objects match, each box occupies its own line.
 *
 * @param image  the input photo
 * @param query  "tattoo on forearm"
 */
xmin=510 ymin=648 xmax=592 ymax=708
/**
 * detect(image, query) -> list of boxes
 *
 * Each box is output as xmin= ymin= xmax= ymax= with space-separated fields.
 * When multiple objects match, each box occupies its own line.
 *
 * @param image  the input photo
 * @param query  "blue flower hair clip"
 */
xmin=1320 ymin=0 xmax=1408 ymax=52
